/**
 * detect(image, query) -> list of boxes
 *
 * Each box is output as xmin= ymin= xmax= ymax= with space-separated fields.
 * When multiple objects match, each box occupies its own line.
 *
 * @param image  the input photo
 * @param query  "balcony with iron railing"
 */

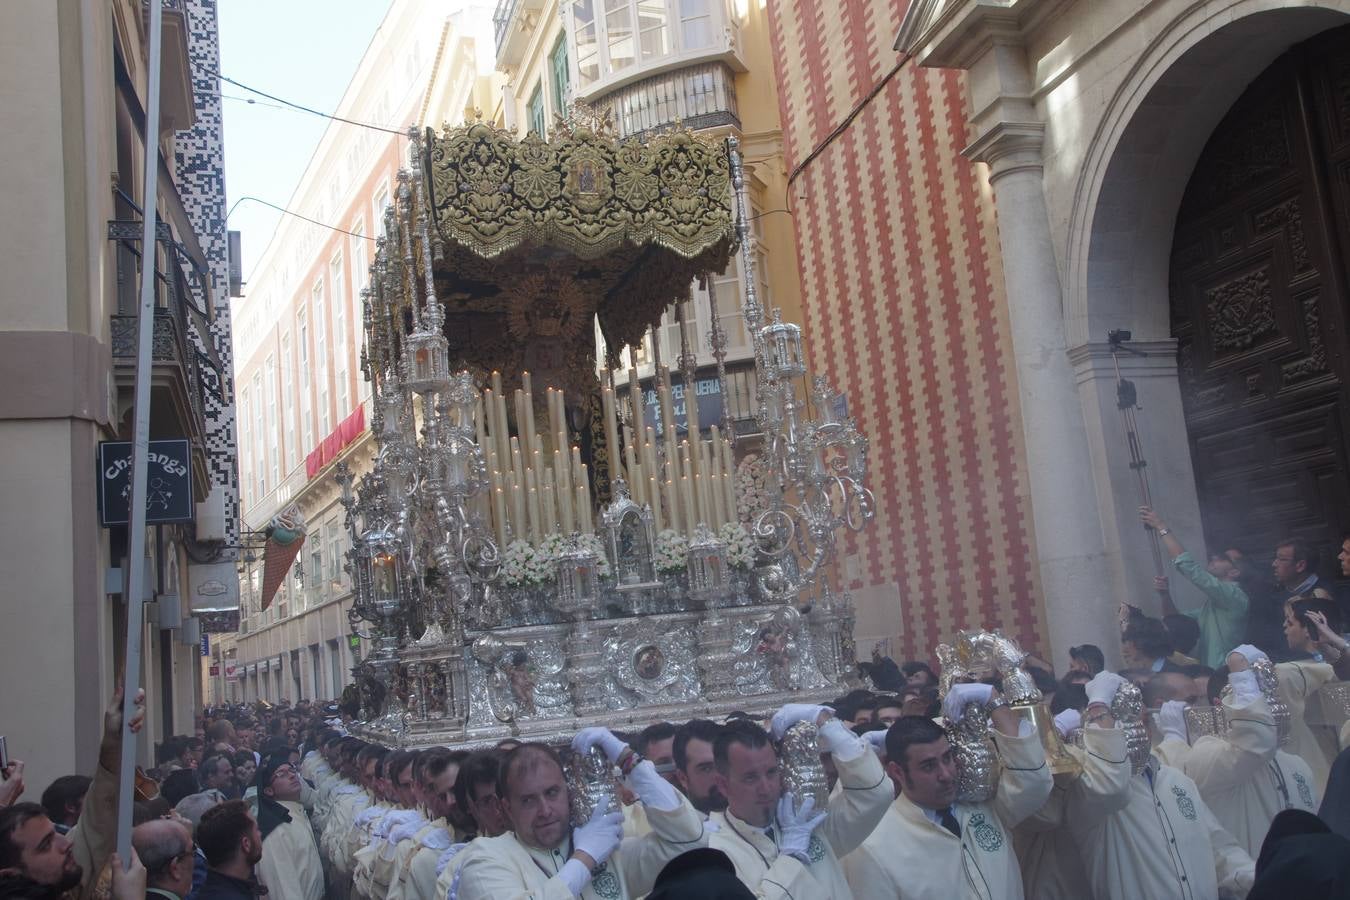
xmin=494 ymin=0 xmax=546 ymax=67
xmin=107 ymin=192 xmax=224 ymax=492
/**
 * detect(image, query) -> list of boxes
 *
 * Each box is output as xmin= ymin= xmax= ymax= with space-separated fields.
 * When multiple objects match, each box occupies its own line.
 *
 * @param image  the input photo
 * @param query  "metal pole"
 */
xmin=117 ymin=0 xmax=164 ymax=865
xmin=1108 ymin=335 xmax=1165 ymax=579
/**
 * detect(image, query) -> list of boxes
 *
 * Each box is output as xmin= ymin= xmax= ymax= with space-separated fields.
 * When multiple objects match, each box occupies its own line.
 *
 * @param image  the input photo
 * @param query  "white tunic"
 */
xmin=842 ymin=728 xmax=1053 ymax=900
xmin=1069 ymin=758 xmax=1254 ymax=900
xmin=1276 ymin=660 xmax=1338 ymax=792
xmin=381 ymin=816 xmax=440 ymax=900
xmin=707 ymin=743 xmax=892 ymax=900
xmin=1182 ymin=694 xmax=1280 ymax=858
xmin=257 ymin=799 xmax=326 ymax=900
xmin=453 ymin=796 xmax=708 ymax=900
xmin=1013 ymin=726 xmax=1131 ymax=900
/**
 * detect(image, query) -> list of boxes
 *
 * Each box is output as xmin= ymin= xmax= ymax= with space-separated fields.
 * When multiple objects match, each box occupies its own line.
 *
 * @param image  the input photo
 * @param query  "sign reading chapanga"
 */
xmin=98 ymin=439 xmax=194 ymax=526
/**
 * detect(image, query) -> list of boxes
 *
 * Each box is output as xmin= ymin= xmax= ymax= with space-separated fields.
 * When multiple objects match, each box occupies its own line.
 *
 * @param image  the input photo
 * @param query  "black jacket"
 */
xmin=0 ymin=875 xmax=62 ymax=900
xmin=191 ymin=870 xmax=261 ymax=900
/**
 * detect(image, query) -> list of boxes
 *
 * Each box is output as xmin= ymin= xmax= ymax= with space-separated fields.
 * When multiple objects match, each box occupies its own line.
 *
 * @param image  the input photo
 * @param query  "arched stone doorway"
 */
xmin=1062 ymin=4 xmax=1350 ymax=620
xmin=1170 ymin=26 xmax=1350 ymax=561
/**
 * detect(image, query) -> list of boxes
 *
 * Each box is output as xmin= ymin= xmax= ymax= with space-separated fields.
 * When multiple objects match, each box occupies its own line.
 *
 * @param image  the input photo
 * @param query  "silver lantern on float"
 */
xmin=555 ymin=535 xmax=601 ymax=622
xmin=686 ymin=523 xmax=729 ymax=610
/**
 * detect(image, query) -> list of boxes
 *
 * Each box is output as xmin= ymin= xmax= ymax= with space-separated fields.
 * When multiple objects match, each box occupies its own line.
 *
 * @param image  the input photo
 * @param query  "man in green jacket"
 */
xmin=1141 ymin=506 xmax=1249 ymax=668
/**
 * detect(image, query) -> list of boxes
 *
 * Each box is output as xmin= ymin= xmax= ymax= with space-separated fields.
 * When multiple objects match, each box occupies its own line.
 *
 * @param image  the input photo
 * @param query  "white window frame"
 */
xmin=281 ymin=333 xmax=295 ymax=473
xmin=565 ymin=0 xmax=734 ymax=95
xmin=298 ymin=308 xmax=312 ymax=452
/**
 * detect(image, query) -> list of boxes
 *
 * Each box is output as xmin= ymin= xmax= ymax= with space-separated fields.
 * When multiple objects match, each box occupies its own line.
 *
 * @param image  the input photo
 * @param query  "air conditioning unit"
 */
xmin=178 ymin=616 xmax=201 ymax=648
xmin=195 ymin=486 xmax=227 ymax=541
xmin=158 ymin=591 xmax=183 ymax=630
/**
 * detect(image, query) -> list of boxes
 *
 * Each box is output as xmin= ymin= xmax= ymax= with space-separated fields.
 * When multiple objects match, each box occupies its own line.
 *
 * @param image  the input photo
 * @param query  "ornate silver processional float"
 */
xmin=337 ymin=114 xmax=874 ymax=747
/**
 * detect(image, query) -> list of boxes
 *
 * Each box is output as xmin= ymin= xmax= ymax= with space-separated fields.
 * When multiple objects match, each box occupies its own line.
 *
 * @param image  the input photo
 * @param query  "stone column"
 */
xmin=967 ymin=122 xmax=1118 ymax=667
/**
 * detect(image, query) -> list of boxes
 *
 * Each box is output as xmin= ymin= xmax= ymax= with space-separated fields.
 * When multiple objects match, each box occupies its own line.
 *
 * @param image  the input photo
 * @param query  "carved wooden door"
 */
xmin=1170 ymin=27 xmax=1350 ymax=559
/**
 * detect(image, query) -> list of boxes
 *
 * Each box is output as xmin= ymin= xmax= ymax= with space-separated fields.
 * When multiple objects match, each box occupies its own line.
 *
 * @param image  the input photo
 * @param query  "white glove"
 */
xmin=863 ymin=729 xmax=888 ymax=755
xmin=776 ymin=793 xmax=828 ymax=863
xmin=942 ymin=683 xmax=995 ymax=724
xmin=1227 ymin=670 xmax=1262 ymax=706
xmin=572 ymin=727 xmax=629 ymax=764
xmin=434 ymin=842 xmax=468 ymax=876
xmin=1053 ymin=709 xmax=1082 ymax=739
xmin=770 ymin=703 xmax=833 ymax=740
xmin=1229 ymin=644 xmax=1268 ymax=667
xmin=1157 ymin=700 xmax=1188 ymax=744
xmin=571 ymin=795 xmax=624 ymax=867
xmin=1085 ymin=671 xmax=1127 ymax=709
xmin=817 ymin=717 xmax=866 ymax=762
xmin=626 ymin=759 xmax=681 ymax=812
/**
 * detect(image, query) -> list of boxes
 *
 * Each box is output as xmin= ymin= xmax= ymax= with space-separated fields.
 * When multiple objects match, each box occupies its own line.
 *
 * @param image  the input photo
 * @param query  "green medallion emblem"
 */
xmin=1294 ymin=773 xmax=1314 ymax=808
xmin=968 ymin=813 xmax=1004 ymax=852
xmin=591 ymin=863 xmax=621 ymax=900
xmin=1172 ymin=786 xmax=1197 ymax=821
xmin=807 ymin=834 xmax=826 ymax=863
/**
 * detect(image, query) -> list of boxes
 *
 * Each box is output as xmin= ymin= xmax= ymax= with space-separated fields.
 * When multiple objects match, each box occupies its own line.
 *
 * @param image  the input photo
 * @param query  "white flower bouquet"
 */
xmin=718 ymin=521 xmax=755 ymax=570
xmin=653 ymin=529 xmax=689 ymax=574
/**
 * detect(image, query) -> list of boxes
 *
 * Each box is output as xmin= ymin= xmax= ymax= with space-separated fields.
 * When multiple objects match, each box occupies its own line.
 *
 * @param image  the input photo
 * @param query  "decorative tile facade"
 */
xmin=174 ymin=0 xmax=239 ymax=548
xmin=764 ymin=0 xmax=1047 ymax=657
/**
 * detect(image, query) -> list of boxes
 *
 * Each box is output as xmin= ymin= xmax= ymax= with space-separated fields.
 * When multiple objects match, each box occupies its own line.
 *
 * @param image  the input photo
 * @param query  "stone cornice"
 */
xmin=963 ymin=120 xmax=1045 ymax=180
xmin=1068 ymin=339 xmax=1179 ymax=386
xmin=896 ymin=0 xmax=1071 ymax=70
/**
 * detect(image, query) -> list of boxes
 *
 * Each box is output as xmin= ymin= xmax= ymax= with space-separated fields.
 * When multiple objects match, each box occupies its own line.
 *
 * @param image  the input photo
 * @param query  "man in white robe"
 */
xmin=255 ymin=755 xmax=326 ymax=900
xmin=416 ymin=749 xmax=513 ymax=900
xmin=453 ymin=732 xmax=708 ymax=900
xmin=708 ymin=703 xmax=893 ymax=900
xmin=1068 ymin=670 xmax=1256 ymax=900
xmin=392 ymin=749 xmax=470 ymax=900
xmin=1152 ymin=651 xmax=1320 ymax=858
xmin=1012 ymin=674 xmax=1132 ymax=900
xmin=1277 ymin=658 xmax=1339 ymax=791
xmin=842 ymin=683 xmax=1053 ymax=900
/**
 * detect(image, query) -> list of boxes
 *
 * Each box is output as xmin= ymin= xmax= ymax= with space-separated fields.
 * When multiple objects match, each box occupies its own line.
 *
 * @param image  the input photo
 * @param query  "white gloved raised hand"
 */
xmin=863 ymin=729 xmax=888 ymax=755
xmin=770 ymin=704 xmax=833 ymax=740
xmin=571 ymin=795 xmax=625 ymax=866
xmin=1157 ymin=700 xmax=1189 ymax=744
xmin=1053 ymin=709 xmax=1082 ymax=739
xmin=626 ymin=759 xmax=681 ymax=812
xmin=1226 ymin=669 xmax=1262 ymax=706
xmin=1085 ymin=672 xmax=1128 ymax=709
xmin=1228 ymin=644 xmax=1268 ymax=667
xmin=776 ymin=793 xmax=828 ymax=863
xmin=817 ymin=717 xmax=866 ymax=762
xmin=572 ymin=727 xmax=630 ymax=764
xmin=942 ymin=683 xmax=995 ymax=724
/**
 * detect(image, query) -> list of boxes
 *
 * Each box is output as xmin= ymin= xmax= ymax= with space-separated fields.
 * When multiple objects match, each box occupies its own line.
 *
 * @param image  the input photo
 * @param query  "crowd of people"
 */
xmin=3 ymin=520 xmax=1350 ymax=898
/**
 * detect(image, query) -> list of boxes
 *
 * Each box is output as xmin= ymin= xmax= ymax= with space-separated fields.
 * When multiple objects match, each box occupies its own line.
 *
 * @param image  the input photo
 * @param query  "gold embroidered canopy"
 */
xmin=420 ymin=117 xmax=735 ymax=389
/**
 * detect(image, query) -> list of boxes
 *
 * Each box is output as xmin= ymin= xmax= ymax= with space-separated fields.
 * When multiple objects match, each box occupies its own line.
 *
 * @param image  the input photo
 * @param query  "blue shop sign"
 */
xmin=643 ymin=376 xmax=725 ymax=438
xmin=98 ymin=439 xmax=194 ymax=526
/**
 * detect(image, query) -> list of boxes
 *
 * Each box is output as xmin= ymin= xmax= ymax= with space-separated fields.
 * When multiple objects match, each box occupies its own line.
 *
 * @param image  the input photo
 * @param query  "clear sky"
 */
xmin=219 ymin=0 xmax=395 ymax=284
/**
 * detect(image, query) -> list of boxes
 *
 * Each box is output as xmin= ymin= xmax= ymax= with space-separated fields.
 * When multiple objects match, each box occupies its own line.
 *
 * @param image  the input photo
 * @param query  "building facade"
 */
xmin=491 ymin=0 xmax=807 ymax=489
xmin=766 ymin=0 xmax=1350 ymax=666
xmin=0 ymin=0 xmax=237 ymax=790
xmin=213 ymin=1 xmax=497 ymax=706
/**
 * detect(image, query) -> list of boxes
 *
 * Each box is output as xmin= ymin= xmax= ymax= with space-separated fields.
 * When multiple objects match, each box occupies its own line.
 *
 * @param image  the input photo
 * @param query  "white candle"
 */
xmin=555 ymin=452 xmax=573 ymax=533
xmin=522 ymin=372 xmax=538 ymax=462
xmin=664 ymin=478 xmax=680 ymax=535
xmin=602 ymin=387 xmax=620 ymax=479
xmin=492 ymin=486 xmax=508 ymax=545
xmin=649 ymin=474 xmax=663 ymax=533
